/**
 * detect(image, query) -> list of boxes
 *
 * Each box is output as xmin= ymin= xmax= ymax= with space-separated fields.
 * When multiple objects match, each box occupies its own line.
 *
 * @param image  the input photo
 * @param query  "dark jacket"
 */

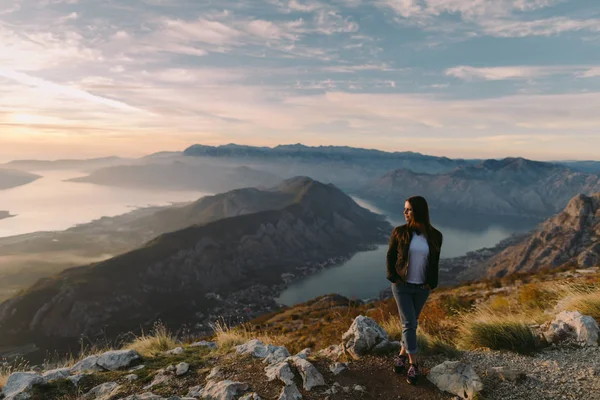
xmin=386 ymin=224 xmax=443 ymax=289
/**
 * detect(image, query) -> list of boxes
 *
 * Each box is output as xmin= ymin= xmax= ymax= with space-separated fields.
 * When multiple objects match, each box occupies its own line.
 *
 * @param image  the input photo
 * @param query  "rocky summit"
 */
xmin=0 ymin=177 xmax=391 ymax=360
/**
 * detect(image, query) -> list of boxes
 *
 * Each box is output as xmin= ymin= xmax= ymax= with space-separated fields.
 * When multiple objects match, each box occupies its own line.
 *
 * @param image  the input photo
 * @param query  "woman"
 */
xmin=386 ymin=196 xmax=443 ymax=385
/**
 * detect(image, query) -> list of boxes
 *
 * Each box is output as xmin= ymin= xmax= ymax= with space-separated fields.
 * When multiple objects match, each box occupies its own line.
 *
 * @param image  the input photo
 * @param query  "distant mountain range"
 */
xmin=0 ymin=177 xmax=391 ymax=357
xmin=555 ymin=160 xmax=600 ymax=174
xmin=0 ymin=169 xmax=40 ymax=190
xmin=1 ymin=157 xmax=129 ymax=172
xmin=358 ymin=157 xmax=600 ymax=218
xmin=67 ymin=161 xmax=282 ymax=192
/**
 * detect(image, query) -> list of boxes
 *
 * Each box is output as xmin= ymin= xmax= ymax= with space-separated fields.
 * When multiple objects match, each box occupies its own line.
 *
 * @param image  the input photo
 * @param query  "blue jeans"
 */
xmin=391 ymin=282 xmax=430 ymax=354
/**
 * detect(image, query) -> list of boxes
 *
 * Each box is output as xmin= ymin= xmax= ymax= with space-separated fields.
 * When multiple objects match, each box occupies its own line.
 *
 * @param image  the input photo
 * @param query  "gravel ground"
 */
xmin=461 ymin=345 xmax=600 ymax=400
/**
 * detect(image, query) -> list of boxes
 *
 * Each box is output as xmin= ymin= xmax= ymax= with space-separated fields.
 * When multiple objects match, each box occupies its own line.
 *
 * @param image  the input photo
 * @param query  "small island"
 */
xmin=0 ymin=211 xmax=14 ymax=220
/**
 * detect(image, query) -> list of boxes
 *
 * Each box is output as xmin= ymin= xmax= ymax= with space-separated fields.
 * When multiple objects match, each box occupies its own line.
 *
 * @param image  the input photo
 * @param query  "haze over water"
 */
xmin=0 ymin=170 xmax=209 ymax=238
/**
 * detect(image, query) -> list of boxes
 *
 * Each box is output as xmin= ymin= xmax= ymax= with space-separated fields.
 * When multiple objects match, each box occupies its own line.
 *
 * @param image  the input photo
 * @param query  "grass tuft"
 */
xmin=555 ymin=289 xmax=600 ymax=320
xmin=0 ymin=357 xmax=30 ymax=390
xmin=212 ymin=319 xmax=285 ymax=352
xmin=457 ymin=308 xmax=537 ymax=353
xmin=124 ymin=321 xmax=179 ymax=357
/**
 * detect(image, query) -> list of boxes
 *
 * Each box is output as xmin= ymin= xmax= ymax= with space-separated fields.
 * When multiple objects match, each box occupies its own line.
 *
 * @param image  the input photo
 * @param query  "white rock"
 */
xmin=190 ymin=341 xmax=218 ymax=350
xmin=1 ymin=372 xmax=45 ymax=400
xmin=186 ymin=385 xmax=204 ymax=398
xmin=124 ymin=374 xmax=139 ymax=382
xmin=236 ymin=339 xmax=290 ymax=364
xmin=201 ymin=380 xmax=249 ymax=400
xmin=97 ymin=350 xmax=140 ymax=371
xmin=41 ymin=367 xmax=70 ymax=382
xmin=278 ymin=384 xmax=302 ymax=400
xmin=121 ymin=393 xmax=164 ymax=400
xmin=71 ymin=355 xmax=104 ymax=373
xmin=353 ymin=385 xmax=366 ymax=392
xmin=166 ymin=365 xmax=176 ymax=373
xmin=176 ymin=362 xmax=190 ymax=376
xmin=428 ymin=361 xmax=484 ymax=400
xmin=207 ymin=366 xmax=223 ymax=381
xmin=129 ymin=365 xmax=145 ymax=372
xmin=290 ymin=356 xmax=325 ymax=391
xmin=329 ymin=362 xmax=347 ymax=375
xmin=239 ymin=393 xmax=262 ymax=400
xmin=265 ymin=361 xmax=295 ymax=385
xmin=341 ymin=315 xmax=401 ymax=359
xmin=263 ymin=347 xmax=291 ymax=365
xmin=84 ymin=382 xmax=120 ymax=400
xmin=294 ymin=349 xmax=311 ymax=359
xmin=143 ymin=370 xmax=171 ymax=390
xmin=547 ymin=311 xmax=599 ymax=346
xmin=316 ymin=345 xmax=343 ymax=360
xmin=165 ymin=347 xmax=185 ymax=355
xmin=67 ymin=373 xmax=88 ymax=387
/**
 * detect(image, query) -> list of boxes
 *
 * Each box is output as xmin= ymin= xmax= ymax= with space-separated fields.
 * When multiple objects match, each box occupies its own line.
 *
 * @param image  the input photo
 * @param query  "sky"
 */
xmin=1 ymin=0 xmax=600 ymax=162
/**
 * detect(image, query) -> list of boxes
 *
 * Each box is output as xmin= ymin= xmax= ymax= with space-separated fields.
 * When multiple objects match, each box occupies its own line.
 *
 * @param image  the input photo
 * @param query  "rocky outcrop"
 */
xmin=427 ymin=361 xmax=484 ymax=400
xmin=0 ymin=177 xmax=390 ymax=357
xmin=483 ymin=193 xmax=600 ymax=278
xmin=341 ymin=316 xmax=401 ymax=359
xmin=359 ymin=158 xmax=600 ymax=218
xmin=542 ymin=311 xmax=599 ymax=347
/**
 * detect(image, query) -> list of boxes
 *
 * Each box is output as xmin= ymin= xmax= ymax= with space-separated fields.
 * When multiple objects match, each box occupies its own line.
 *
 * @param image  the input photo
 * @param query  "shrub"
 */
xmin=518 ymin=284 xmax=556 ymax=310
xmin=556 ymin=290 xmax=600 ymax=321
xmin=457 ymin=309 xmax=537 ymax=354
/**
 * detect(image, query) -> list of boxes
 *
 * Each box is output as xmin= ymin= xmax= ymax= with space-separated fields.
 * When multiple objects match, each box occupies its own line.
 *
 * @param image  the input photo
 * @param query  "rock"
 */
xmin=353 ymin=385 xmax=366 ymax=392
xmin=84 ymin=382 xmax=120 ymax=400
xmin=428 ymin=361 xmax=483 ymax=400
xmin=295 ymin=349 xmax=311 ymax=359
xmin=97 ymin=350 xmax=140 ymax=371
xmin=290 ymin=356 xmax=325 ymax=391
xmin=41 ymin=368 xmax=70 ymax=382
xmin=165 ymin=347 xmax=184 ymax=355
xmin=341 ymin=315 xmax=400 ymax=359
xmin=239 ymin=393 xmax=262 ymax=400
xmin=542 ymin=321 xmax=572 ymax=344
xmin=186 ymin=385 xmax=203 ymax=398
xmin=487 ymin=366 xmax=526 ymax=382
xmin=278 ymin=384 xmax=302 ymax=400
xmin=201 ymin=380 xmax=249 ymax=400
xmin=2 ymin=372 xmax=45 ymax=400
xmin=190 ymin=341 xmax=218 ymax=350
xmin=121 ymin=394 xmax=164 ymax=400
xmin=124 ymin=374 xmax=139 ymax=382
xmin=316 ymin=345 xmax=343 ymax=360
xmin=166 ymin=365 xmax=176 ymax=373
xmin=265 ymin=361 xmax=295 ymax=385
xmin=176 ymin=362 xmax=190 ymax=376
xmin=129 ymin=365 xmax=145 ymax=372
xmin=207 ymin=366 xmax=223 ymax=381
xmin=236 ymin=339 xmax=290 ymax=364
xmin=67 ymin=373 xmax=88 ymax=387
xmin=329 ymin=362 xmax=347 ymax=375
xmin=545 ymin=311 xmax=599 ymax=347
xmin=71 ymin=355 xmax=104 ymax=373
xmin=143 ymin=370 xmax=171 ymax=390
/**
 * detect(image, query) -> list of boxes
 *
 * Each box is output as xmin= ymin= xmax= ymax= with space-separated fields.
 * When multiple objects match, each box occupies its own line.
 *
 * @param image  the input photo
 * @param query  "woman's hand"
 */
xmin=424 ymin=284 xmax=432 ymax=290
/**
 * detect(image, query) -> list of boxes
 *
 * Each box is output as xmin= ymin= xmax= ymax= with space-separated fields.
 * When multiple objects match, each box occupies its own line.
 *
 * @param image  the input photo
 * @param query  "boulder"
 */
xmin=341 ymin=316 xmax=400 ymax=359
xmin=207 ymin=366 xmax=223 ymax=381
xmin=70 ymin=355 xmax=104 ymax=373
xmin=289 ymin=356 xmax=325 ymax=391
xmin=329 ymin=362 xmax=347 ymax=375
xmin=486 ymin=367 xmax=526 ymax=383
xmin=1 ymin=372 xmax=45 ymax=400
xmin=239 ymin=393 xmax=262 ymax=400
xmin=84 ymin=382 xmax=120 ymax=400
xmin=278 ymin=384 xmax=302 ymax=400
xmin=294 ymin=349 xmax=311 ymax=359
xmin=121 ymin=394 xmax=164 ymax=400
xmin=544 ymin=311 xmax=599 ymax=347
xmin=263 ymin=347 xmax=291 ymax=365
xmin=427 ymin=361 xmax=483 ymax=400
xmin=201 ymin=380 xmax=249 ymax=400
xmin=143 ymin=370 xmax=171 ymax=390
xmin=41 ymin=368 xmax=70 ymax=382
xmin=265 ymin=361 xmax=295 ymax=385
xmin=165 ymin=347 xmax=184 ymax=356
xmin=67 ymin=373 xmax=88 ymax=387
xmin=186 ymin=386 xmax=203 ymax=398
xmin=236 ymin=339 xmax=290 ymax=364
xmin=96 ymin=350 xmax=140 ymax=371
xmin=176 ymin=362 xmax=190 ymax=376
xmin=125 ymin=374 xmax=139 ymax=382
xmin=316 ymin=345 xmax=343 ymax=360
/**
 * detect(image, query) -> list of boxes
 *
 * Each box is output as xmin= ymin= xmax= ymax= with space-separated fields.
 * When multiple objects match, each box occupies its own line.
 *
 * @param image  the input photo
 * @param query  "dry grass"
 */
xmin=457 ymin=307 xmax=538 ymax=353
xmin=212 ymin=320 xmax=286 ymax=352
xmin=123 ymin=321 xmax=179 ymax=357
xmin=0 ymin=357 xmax=30 ymax=390
xmin=553 ymin=287 xmax=600 ymax=320
xmin=380 ymin=316 xmax=459 ymax=357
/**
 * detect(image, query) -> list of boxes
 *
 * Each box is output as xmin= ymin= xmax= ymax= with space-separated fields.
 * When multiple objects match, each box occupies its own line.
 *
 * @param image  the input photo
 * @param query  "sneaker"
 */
xmin=393 ymin=354 xmax=407 ymax=374
xmin=406 ymin=363 xmax=419 ymax=385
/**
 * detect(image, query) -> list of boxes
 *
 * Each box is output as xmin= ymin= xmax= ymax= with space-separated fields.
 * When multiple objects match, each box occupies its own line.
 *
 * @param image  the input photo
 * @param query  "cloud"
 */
xmin=481 ymin=17 xmax=600 ymax=37
xmin=446 ymin=65 xmax=597 ymax=81
xmin=578 ymin=67 xmax=600 ymax=78
xmin=322 ymin=63 xmax=395 ymax=73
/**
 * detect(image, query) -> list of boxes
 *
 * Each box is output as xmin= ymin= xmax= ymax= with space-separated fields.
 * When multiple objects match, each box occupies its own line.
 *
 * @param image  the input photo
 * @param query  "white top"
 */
xmin=406 ymin=231 xmax=430 ymax=284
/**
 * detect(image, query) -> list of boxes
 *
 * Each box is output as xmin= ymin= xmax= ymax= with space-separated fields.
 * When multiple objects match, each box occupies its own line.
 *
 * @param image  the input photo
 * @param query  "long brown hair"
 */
xmin=406 ymin=195 xmax=440 ymax=251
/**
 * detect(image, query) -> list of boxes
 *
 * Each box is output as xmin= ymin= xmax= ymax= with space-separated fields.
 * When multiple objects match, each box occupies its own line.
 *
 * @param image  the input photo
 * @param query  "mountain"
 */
xmin=556 ymin=160 xmax=600 ymax=174
xmin=482 ymin=192 xmax=600 ymax=278
xmin=0 ymin=177 xmax=391 ymax=358
xmin=1 ymin=157 xmax=129 ymax=172
xmin=358 ymin=157 xmax=600 ymax=217
xmin=182 ymin=143 xmax=474 ymax=191
xmin=0 ymin=169 xmax=40 ymax=190
xmin=67 ymin=161 xmax=281 ymax=192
